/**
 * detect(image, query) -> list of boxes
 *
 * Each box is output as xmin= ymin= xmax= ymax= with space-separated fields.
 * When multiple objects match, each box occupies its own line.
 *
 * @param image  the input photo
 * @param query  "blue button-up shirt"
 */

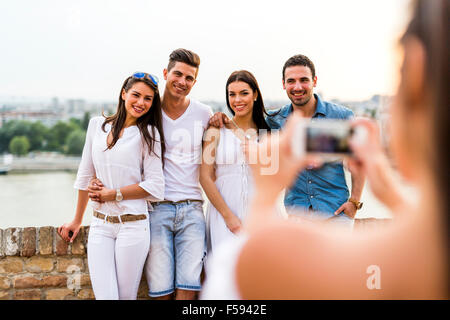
xmin=266 ymin=94 xmax=354 ymax=214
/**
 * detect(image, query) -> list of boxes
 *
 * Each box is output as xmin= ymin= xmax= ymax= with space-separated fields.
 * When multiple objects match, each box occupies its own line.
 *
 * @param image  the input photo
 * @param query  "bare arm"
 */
xmin=236 ymin=114 xmax=443 ymax=299
xmin=91 ymin=184 xmax=151 ymax=202
xmin=334 ymin=166 xmax=366 ymax=218
xmin=58 ymin=189 xmax=89 ymax=243
xmin=200 ymin=127 xmax=242 ymax=234
xmin=348 ymin=118 xmax=409 ymax=213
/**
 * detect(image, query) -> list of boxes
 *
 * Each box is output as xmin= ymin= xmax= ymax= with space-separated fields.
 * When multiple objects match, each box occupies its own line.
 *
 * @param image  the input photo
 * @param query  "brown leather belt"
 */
xmin=93 ymin=211 xmax=147 ymax=223
xmin=154 ymin=199 xmax=203 ymax=205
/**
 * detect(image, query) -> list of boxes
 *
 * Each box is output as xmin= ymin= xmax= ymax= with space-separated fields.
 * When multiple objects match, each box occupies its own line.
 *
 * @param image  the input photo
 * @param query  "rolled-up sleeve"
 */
xmin=73 ymin=117 xmax=97 ymax=190
xmin=139 ymin=127 xmax=165 ymax=202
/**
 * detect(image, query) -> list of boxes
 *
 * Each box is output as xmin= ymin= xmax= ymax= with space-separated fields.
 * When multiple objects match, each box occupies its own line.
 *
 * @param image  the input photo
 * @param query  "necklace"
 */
xmin=230 ymin=117 xmax=257 ymax=141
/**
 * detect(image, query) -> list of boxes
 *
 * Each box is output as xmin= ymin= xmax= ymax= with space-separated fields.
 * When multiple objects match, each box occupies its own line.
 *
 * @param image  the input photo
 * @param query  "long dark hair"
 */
xmin=225 ymin=70 xmax=271 ymax=131
xmin=403 ymin=0 xmax=449 ymax=289
xmin=101 ymin=76 xmax=165 ymax=163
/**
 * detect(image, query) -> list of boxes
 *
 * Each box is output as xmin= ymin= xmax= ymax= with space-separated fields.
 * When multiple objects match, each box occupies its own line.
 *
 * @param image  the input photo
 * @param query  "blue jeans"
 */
xmin=144 ymin=201 xmax=206 ymax=297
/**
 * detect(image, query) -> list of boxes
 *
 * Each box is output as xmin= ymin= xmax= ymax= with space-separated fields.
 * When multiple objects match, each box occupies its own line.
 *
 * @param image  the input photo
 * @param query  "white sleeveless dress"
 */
xmin=205 ymin=127 xmax=254 ymax=255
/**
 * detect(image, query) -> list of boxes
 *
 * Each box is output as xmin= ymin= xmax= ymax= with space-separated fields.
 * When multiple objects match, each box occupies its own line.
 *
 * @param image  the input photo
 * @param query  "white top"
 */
xmin=200 ymin=235 xmax=247 ymax=300
xmin=162 ymin=98 xmax=212 ymax=202
xmin=206 ymin=127 xmax=254 ymax=254
xmin=74 ymin=116 xmax=165 ymax=216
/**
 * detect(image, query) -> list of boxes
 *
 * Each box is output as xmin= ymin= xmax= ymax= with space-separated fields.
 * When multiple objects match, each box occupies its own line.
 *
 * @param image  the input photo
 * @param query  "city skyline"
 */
xmin=0 ymin=0 xmax=411 ymax=103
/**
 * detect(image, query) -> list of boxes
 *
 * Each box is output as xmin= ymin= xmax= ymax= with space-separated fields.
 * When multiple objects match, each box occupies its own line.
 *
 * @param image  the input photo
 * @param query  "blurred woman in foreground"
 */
xmin=203 ymin=0 xmax=448 ymax=299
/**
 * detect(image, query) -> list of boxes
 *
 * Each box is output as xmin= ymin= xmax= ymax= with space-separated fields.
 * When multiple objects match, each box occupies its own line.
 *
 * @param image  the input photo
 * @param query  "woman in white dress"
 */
xmin=200 ymin=70 xmax=271 ymax=255
xmin=58 ymin=72 xmax=165 ymax=300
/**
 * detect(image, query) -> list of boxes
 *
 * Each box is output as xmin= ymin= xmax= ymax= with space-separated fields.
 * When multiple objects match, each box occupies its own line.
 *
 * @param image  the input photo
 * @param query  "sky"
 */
xmin=0 ymin=0 xmax=412 ymax=104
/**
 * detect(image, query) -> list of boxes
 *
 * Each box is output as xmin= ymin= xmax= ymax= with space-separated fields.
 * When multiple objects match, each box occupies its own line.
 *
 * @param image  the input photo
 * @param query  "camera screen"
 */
xmin=306 ymin=123 xmax=353 ymax=154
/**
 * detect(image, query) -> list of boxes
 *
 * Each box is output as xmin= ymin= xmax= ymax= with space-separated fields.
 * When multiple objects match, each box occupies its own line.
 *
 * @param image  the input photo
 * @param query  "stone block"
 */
xmin=14 ymin=289 xmax=41 ymax=300
xmin=0 ymin=276 xmax=10 ymax=290
xmin=80 ymin=274 xmax=91 ymax=287
xmin=39 ymin=227 xmax=54 ymax=255
xmin=41 ymin=275 xmax=67 ymax=288
xmin=0 ymin=229 xmax=4 ymax=257
xmin=354 ymin=218 xmax=391 ymax=231
xmin=137 ymin=281 xmax=150 ymax=300
xmin=0 ymin=257 xmax=24 ymax=273
xmin=5 ymin=228 xmax=21 ymax=256
xmin=57 ymin=257 xmax=83 ymax=273
xmin=71 ymin=227 xmax=85 ymax=255
xmin=0 ymin=290 xmax=10 ymax=300
xmin=55 ymin=231 xmax=68 ymax=256
xmin=84 ymin=226 xmax=90 ymax=244
xmin=14 ymin=276 xmax=41 ymax=289
xmin=25 ymin=256 xmax=54 ymax=273
xmin=46 ymin=288 xmax=75 ymax=300
xmin=21 ymin=227 xmax=36 ymax=257
xmin=14 ymin=275 xmax=67 ymax=289
xmin=77 ymin=288 xmax=95 ymax=300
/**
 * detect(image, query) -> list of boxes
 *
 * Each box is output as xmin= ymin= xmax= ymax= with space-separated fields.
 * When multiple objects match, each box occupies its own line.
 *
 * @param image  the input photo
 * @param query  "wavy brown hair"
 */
xmin=101 ymin=76 xmax=165 ymax=163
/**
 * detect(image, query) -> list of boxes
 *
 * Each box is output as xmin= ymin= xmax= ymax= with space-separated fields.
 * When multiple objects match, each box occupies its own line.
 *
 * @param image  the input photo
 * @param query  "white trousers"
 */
xmin=87 ymin=216 xmax=150 ymax=300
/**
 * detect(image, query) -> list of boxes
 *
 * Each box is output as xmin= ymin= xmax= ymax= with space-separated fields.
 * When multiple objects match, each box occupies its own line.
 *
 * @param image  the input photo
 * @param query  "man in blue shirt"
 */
xmin=209 ymin=54 xmax=365 ymax=227
xmin=267 ymin=55 xmax=365 ymax=226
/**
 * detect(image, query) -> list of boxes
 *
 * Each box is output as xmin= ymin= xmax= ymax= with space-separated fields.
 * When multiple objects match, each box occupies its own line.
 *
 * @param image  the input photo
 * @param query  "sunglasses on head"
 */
xmin=132 ymin=72 xmax=159 ymax=87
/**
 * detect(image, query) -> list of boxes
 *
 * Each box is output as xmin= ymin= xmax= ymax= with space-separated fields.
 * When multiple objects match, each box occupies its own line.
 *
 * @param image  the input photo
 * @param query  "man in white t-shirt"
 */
xmin=144 ymin=48 xmax=212 ymax=300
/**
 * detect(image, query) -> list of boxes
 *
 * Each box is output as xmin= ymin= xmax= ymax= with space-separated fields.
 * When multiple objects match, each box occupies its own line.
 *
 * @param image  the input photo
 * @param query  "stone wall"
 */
xmin=0 ymin=218 xmax=387 ymax=300
xmin=0 ymin=226 xmax=149 ymax=300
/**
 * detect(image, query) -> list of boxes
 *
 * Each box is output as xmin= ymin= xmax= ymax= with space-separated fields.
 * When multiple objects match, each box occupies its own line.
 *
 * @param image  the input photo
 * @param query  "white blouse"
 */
xmin=74 ymin=116 xmax=165 ymax=216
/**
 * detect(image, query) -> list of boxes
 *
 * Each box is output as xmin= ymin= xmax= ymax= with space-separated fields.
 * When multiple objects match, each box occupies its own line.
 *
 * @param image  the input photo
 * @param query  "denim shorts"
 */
xmin=144 ymin=201 xmax=206 ymax=297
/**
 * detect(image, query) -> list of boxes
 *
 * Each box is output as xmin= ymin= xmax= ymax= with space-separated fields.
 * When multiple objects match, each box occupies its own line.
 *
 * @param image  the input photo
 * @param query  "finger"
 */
xmin=334 ymin=205 xmax=344 ymax=215
xmin=93 ymin=179 xmax=103 ymax=187
xmin=59 ymin=227 xmax=66 ymax=240
xmin=70 ymin=229 xmax=79 ymax=243
xmin=222 ymin=113 xmax=230 ymax=124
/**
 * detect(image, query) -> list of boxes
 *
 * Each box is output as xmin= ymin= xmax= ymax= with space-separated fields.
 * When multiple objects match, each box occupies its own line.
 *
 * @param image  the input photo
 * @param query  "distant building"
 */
xmin=0 ymin=110 xmax=64 ymax=127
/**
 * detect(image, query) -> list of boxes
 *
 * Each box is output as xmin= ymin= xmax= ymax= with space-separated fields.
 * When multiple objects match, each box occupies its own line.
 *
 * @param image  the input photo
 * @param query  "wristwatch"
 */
xmin=115 ymin=188 xmax=123 ymax=202
xmin=349 ymin=198 xmax=363 ymax=210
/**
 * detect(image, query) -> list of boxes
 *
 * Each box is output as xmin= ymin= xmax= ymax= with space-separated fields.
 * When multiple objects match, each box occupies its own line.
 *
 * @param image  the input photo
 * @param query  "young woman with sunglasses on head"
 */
xmin=58 ymin=72 xmax=165 ymax=300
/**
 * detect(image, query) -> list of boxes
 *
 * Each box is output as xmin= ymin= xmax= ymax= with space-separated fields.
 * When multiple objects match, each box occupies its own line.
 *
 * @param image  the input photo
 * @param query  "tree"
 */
xmin=46 ymin=120 xmax=81 ymax=152
xmin=65 ymin=130 xmax=86 ymax=155
xmin=9 ymin=136 xmax=30 ymax=156
xmin=29 ymin=121 xmax=48 ymax=151
xmin=81 ymin=111 xmax=91 ymax=130
xmin=0 ymin=120 xmax=31 ymax=153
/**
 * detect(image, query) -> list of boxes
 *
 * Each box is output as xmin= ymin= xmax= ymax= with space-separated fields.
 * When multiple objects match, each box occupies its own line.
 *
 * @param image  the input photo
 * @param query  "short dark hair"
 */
xmin=167 ymin=48 xmax=200 ymax=77
xmin=282 ymin=54 xmax=316 ymax=81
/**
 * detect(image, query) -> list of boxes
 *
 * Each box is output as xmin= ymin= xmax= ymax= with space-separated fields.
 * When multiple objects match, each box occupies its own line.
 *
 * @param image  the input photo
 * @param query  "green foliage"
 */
xmin=65 ymin=130 xmax=86 ymax=155
xmin=9 ymin=136 xmax=30 ymax=156
xmin=0 ymin=112 xmax=91 ymax=156
xmin=82 ymin=111 xmax=91 ymax=130
xmin=29 ymin=122 xmax=48 ymax=151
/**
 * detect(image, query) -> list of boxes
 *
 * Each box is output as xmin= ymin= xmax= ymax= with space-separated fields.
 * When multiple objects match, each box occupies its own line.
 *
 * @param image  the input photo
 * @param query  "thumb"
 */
xmin=334 ymin=205 xmax=344 ymax=215
xmin=69 ymin=229 xmax=79 ymax=243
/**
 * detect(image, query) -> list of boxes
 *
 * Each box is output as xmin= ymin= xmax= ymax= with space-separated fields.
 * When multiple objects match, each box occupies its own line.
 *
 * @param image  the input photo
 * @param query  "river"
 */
xmin=0 ymin=172 xmax=91 ymax=228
